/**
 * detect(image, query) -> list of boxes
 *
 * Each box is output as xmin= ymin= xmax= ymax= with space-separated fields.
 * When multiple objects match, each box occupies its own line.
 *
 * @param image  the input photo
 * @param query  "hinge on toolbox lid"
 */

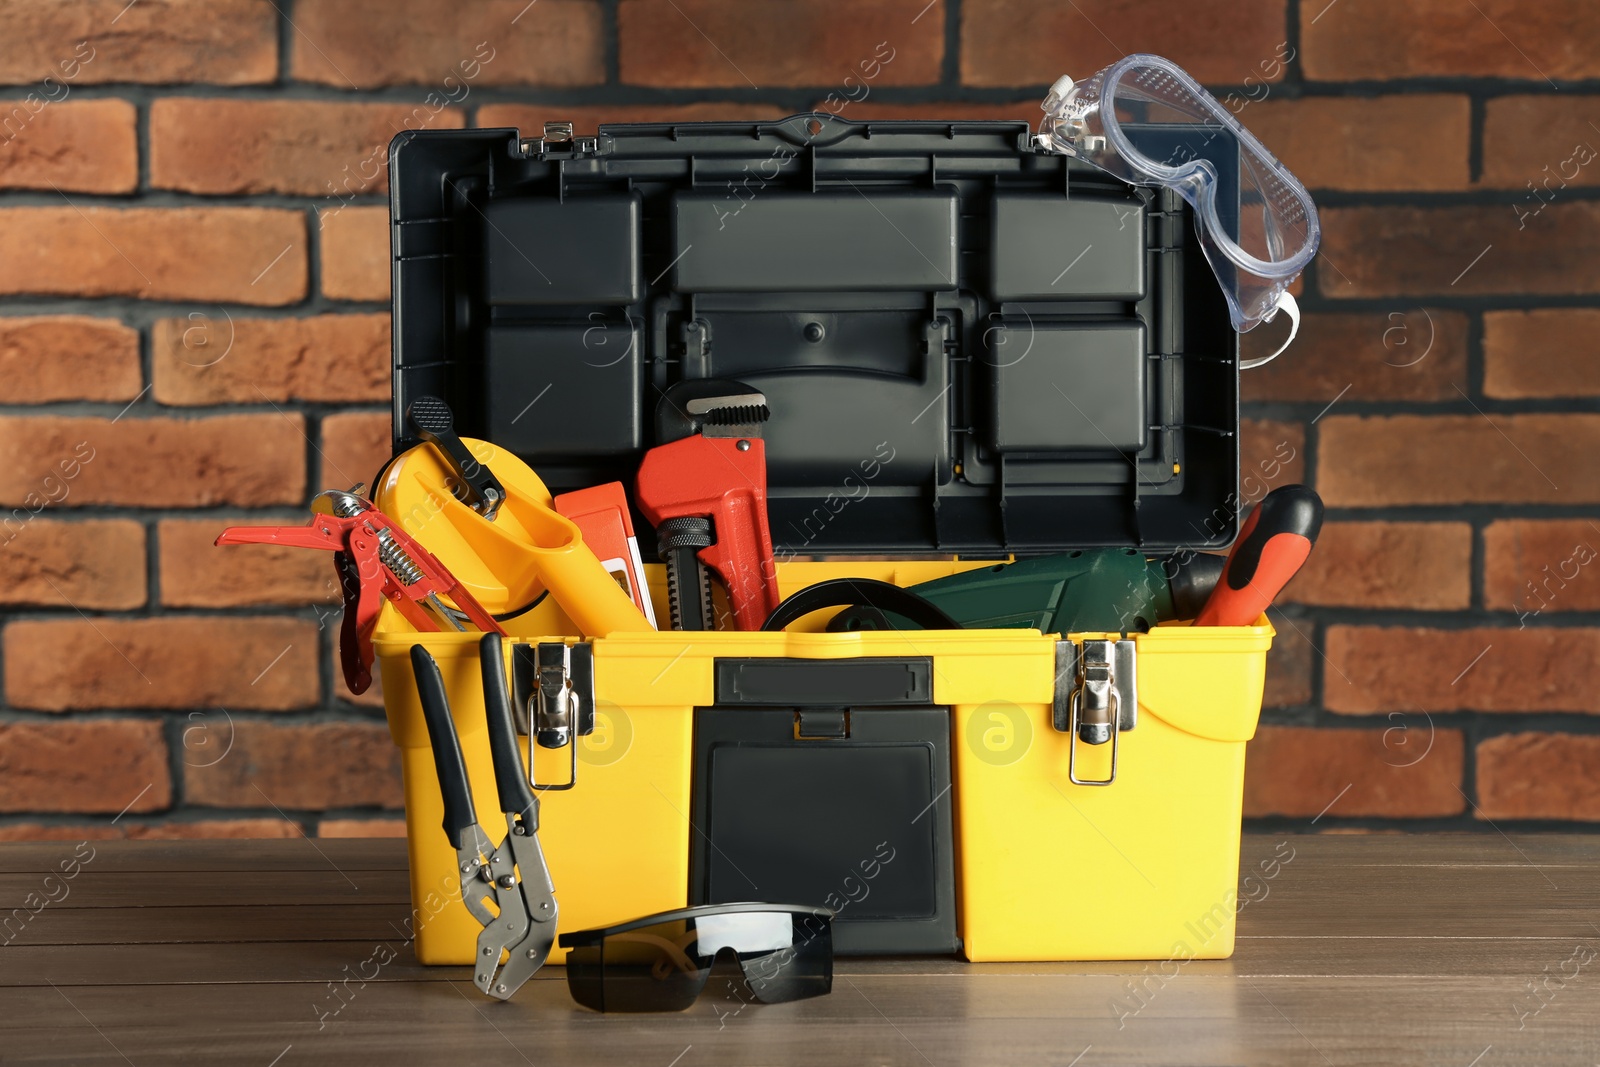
xmin=511 ymin=642 xmax=594 ymax=792
xmin=518 ymin=121 xmax=597 ymax=158
xmin=1052 ymin=638 xmax=1136 ymax=787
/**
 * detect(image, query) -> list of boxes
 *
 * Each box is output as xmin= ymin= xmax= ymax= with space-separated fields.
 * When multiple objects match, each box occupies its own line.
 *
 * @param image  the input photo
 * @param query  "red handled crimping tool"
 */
xmin=635 ymin=379 xmax=781 ymax=631
xmin=215 ymin=490 xmax=504 ymax=694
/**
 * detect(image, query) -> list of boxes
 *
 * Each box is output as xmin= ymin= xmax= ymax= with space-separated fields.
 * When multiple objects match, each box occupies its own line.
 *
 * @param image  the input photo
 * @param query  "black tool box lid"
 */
xmin=388 ymin=113 xmax=1239 ymax=557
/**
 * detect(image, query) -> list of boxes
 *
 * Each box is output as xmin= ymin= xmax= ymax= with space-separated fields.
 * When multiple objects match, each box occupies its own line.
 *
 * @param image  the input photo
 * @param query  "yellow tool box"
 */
xmin=376 ymin=581 xmax=1271 ymax=965
xmin=375 ymin=114 xmax=1276 ymax=966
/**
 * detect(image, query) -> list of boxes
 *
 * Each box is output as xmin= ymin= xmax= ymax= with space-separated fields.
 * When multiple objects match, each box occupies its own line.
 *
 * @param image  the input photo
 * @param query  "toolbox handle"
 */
xmin=762 ymin=578 xmax=961 ymax=632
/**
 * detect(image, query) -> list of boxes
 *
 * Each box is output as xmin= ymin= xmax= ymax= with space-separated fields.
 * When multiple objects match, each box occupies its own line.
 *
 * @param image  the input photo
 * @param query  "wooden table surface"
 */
xmin=2 ymin=833 xmax=1597 ymax=1066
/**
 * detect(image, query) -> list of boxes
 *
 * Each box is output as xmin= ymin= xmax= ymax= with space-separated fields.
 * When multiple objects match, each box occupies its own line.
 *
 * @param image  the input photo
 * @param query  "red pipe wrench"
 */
xmin=635 ymin=380 xmax=781 ymax=631
xmin=216 ymin=503 xmax=503 ymax=694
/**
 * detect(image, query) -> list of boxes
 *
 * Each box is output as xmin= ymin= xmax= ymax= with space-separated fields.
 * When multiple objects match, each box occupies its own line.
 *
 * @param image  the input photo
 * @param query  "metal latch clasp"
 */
xmin=515 ymin=642 xmax=596 ymax=792
xmin=1053 ymin=638 xmax=1137 ymax=787
xmin=535 ymin=643 xmax=576 ymax=750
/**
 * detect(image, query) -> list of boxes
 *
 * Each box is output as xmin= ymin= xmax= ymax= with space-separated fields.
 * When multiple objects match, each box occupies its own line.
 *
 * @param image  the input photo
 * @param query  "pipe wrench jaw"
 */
xmin=638 ymin=381 xmax=781 ymax=631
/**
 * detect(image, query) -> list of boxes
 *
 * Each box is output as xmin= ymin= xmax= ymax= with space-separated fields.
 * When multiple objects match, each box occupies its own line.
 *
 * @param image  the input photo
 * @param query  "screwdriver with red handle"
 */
xmin=1194 ymin=484 xmax=1324 ymax=627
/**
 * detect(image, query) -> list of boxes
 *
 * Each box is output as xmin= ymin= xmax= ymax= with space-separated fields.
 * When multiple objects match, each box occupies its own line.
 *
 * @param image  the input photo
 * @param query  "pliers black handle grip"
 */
xmin=412 ymin=644 xmax=477 ymax=849
xmin=480 ymin=633 xmax=539 ymax=829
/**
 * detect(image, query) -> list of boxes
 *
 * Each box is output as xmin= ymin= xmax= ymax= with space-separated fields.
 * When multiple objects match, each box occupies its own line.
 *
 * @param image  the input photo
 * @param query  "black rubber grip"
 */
xmin=1167 ymin=552 xmax=1226 ymax=619
xmin=763 ymin=578 xmax=962 ymax=632
xmin=406 ymin=395 xmax=507 ymax=514
xmin=479 ymin=634 xmax=538 ymax=825
xmin=411 ymin=644 xmax=477 ymax=849
xmin=407 ymin=394 xmax=455 ymax=436
xmin=1224 ymin=484 xmax=1324 ymax=590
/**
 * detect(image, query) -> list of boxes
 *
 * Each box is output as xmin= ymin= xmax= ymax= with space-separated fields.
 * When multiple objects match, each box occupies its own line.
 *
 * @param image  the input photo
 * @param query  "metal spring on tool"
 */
xmin=327 ymin=493 xmax=425 ymax=585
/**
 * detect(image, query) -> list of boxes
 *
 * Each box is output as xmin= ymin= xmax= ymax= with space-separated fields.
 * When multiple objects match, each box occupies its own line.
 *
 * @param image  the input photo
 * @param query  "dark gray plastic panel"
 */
xmin=990 ymin=193 xmax=1145 ymax=301
xmin=989 ymin=322 xmax=1148 ymax=452
xmin=692 ymin=706 xmax=959 ymax=955
xmin=484 ymin=194 xmax=641 ymax=305
xmin=388 ymin=121 xmax=1242 ymax=553
xmin=484 ymin=322 xmax=644 ymax=458
xmin=715 ymin=657 xmax=934 ymax=705
xmin=672 ymin=191 xmax=958 ymax=292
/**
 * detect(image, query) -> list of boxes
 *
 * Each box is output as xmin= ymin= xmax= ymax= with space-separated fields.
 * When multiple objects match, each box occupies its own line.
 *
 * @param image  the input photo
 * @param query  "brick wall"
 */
xmin=0 ymin=0 xmax=1595 ymax=839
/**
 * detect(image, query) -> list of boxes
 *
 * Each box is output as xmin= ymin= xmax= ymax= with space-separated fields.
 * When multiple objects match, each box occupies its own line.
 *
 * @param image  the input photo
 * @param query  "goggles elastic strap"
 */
xmin=1238 ymin=292 xmax=1300 ymax=370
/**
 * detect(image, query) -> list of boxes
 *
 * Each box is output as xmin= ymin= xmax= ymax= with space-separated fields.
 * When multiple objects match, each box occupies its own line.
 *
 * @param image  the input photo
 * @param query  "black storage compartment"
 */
xmin=388 ymin=113 xmax=1240 ymax=558
xmin=690 ymin=704 xmax=959 ymax=956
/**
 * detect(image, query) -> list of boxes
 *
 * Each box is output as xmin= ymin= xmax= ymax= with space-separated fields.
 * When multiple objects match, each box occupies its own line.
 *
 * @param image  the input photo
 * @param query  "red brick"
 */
xmin=0 ymin=0 xmax=277 ymax=85
xmin=0 ymin=316 xmax=141 ymax=403
xmin=185 ymin=722 xmax=402 ymax=810
xmin=962 ymin=0 xmax=1288 ymax=87
xmin=1318 ymin=414 xmax=1600 ymax=507
xmin=1262 ymin=619 xmax=1313 ymax=708
xmin=1244 ymin=95 xmax=1469 ymax=192
xmin=1243 ymin=725 xmax=1466 ymax=818
xmin=124 ymin=819 xmax=304 ymax=839
xmin=2 ymin=519 xmax=146 ymax=610
xmin=1477 ymin=733 xmax=1600 ymax=822
xmin=1324 ymin=626 xmax=1600 ymax=715
xmin=319 ymin=817 xmax=407 ymax=838
xmin=1483 ymin=309 xmax=1600 ymax=399
xmin=319 ymin=412 xmax=392 ymax=493
xmin=477 ymin=103 xmax=792 ymax=135
xmin=0 ymin=99 xmax=136 ymax=192
xmin=1240 ymin=417 xmax=1306 ymax=496
xmin=0 ymin=207 xmax=306 ymax=305
xmin=1317 ymin=203 xmax=1600 ymax=299
xmin=1242 ymin=310 xmax=1468 ymax=404
xmin=160 ymin=519 xmax=339 ymax=609
xmin=151 ymin=313 xmax=390 ymax=405
xmin=4 ymin=618 xmax=319 ymax=711
xmin=150 ymin=99 xmax=463 ymax=197
xmin=1482 ymin=97 xmax=1600 ymax=189
xmin=0 ymin=414 xmax=307 ymax=508
xmin=1283 ymin=522 xmax=1472 ymax=611
xmin=1483 ymin=520 xmax=1600 ymax=615
xmin=0 ymin=823 xmax=125 ymax=841
xmin=292 ymin=0 xmax=602 ymax=88
xmin=1302 ymin=0 xmax=1600 ymax=81
xmin=621 ymin=0 xmax=937 ymax=88
xmin=0 ymin=721 xmax=170 ymax=815
xmin=317 ymin=207 xmax=389 ymax=303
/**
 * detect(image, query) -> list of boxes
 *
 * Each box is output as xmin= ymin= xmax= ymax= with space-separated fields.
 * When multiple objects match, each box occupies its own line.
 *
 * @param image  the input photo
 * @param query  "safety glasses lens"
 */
xmin=565 ymin=909 xmax=832 ymax=1012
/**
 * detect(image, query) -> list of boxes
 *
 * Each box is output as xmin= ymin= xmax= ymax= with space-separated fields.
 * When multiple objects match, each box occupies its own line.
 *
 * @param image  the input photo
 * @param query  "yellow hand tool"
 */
xmin=374 ymin=423 xmax=655 ymax=638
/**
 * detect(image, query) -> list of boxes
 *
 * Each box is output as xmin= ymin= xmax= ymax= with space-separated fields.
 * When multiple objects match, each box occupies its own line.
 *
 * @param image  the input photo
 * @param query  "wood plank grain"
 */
xmin=1 ymin=833 xmax=1597 ymax=1065
xmin=0 ymin=976 xmax=1595 ymax=1066
xmin=1240 ymin=832 xmax=1600 ymax=868
xmin=5 ymin=933 xmax=1599 ymax=988
xmin=0 ymin=868 xmax=409 ymax=910
xmin=3 ymin=903 xmax=416 ymax=946
xmin=1236 ymin=863 xmax=1600 ymax=939
xmin=0 ymin=838 xmax=407 ymax=874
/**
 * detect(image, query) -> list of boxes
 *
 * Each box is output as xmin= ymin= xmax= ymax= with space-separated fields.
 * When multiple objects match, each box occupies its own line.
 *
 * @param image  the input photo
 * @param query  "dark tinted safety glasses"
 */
xmin=559 ymin=903 xmax=834 ymax=1012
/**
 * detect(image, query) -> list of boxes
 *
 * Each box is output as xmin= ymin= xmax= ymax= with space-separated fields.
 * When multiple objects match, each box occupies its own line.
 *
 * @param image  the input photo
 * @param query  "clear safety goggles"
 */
xmin=1038 ymin=54 xmax=1319 ymax=366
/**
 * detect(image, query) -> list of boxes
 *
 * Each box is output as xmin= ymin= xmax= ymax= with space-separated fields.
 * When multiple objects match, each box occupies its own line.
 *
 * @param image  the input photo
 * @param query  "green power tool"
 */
xmin=828 ymin=549 xmax=1225 ymax=636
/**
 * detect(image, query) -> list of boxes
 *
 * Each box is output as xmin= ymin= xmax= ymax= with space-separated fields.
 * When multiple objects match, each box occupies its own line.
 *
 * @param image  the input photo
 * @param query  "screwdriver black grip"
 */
xmin=1196 ymin=484 xmax=1324 ymax=627
xmin=479 ymin=633 xmax=539 ymax=826
xmin=406 ymin=395 xmax=507 ymax=515
xmin=411 ymin=644 xmax=478 ymax=849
